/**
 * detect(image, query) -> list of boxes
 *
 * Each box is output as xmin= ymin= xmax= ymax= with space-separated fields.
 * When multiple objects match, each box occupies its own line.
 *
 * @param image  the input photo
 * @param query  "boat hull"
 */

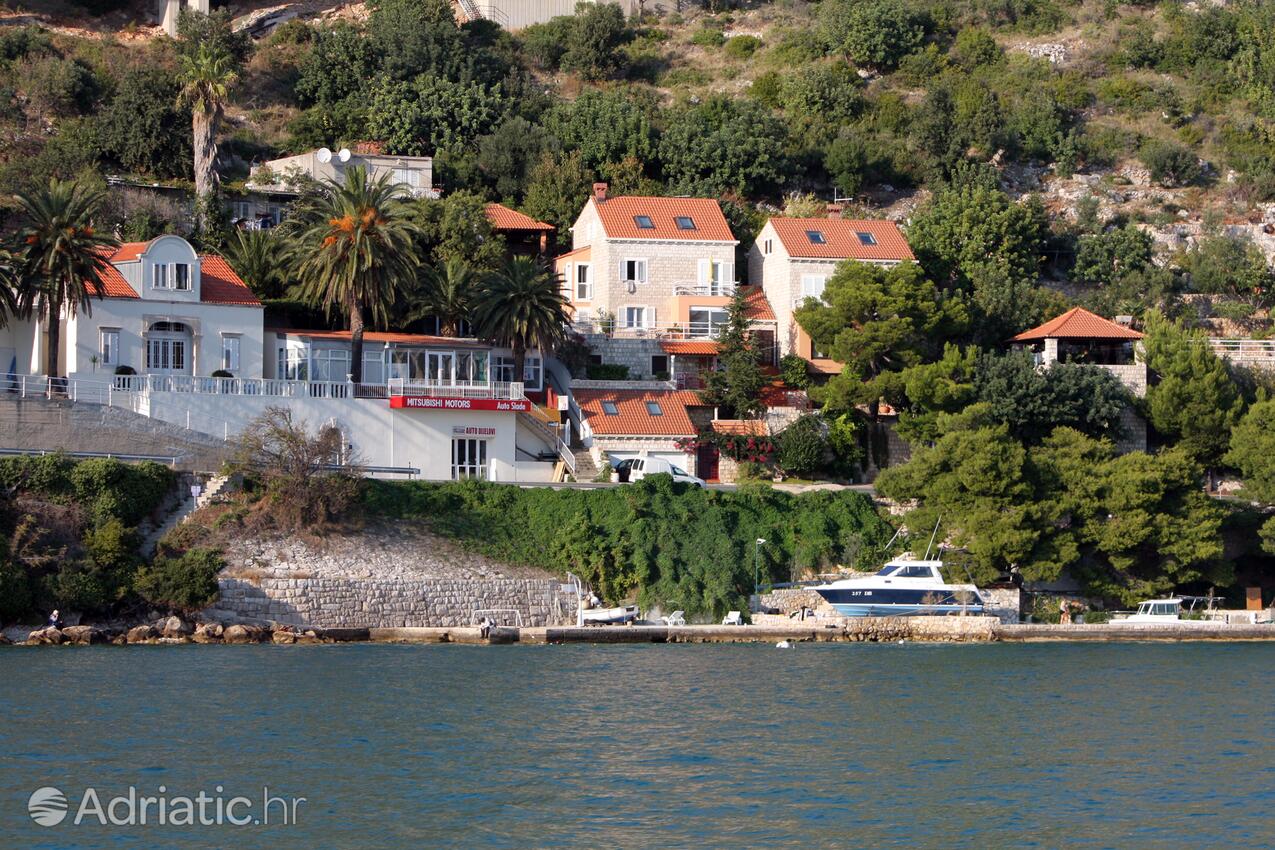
xmin=816 ymin=587 xmax=984 ymax=618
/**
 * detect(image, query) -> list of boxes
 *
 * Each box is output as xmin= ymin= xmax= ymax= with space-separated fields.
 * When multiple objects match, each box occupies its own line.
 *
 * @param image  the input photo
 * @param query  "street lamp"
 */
xmin=754 ymin=537 xmax=766 ymax=594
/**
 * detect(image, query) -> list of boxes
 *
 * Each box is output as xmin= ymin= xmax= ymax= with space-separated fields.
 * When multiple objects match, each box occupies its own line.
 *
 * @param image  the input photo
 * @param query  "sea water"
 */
xmin=1 ymin=642 xmax=1273 ymax=848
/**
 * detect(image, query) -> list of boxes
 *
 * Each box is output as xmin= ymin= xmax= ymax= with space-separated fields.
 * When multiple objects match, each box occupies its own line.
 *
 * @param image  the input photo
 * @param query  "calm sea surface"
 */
xmin=1 ymin=642 xmax=1274 ymax=848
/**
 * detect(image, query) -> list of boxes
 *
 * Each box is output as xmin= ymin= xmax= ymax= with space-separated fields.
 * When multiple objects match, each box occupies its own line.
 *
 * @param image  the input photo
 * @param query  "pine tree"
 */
xmin=700 ymin=288 xmax=766 ymax=419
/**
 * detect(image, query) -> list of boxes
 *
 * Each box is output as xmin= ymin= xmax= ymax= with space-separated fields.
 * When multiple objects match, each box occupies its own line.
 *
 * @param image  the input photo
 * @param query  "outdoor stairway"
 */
xmin=572 ymin=448 xmax=600 ymax=481
xmin=140 ymin=474 xmax=230 ymax=557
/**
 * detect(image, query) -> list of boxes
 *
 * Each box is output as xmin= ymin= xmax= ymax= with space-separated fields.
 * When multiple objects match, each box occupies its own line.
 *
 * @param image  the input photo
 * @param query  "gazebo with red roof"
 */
xmin=1011 ymin=307 xmax=1143 ymax=367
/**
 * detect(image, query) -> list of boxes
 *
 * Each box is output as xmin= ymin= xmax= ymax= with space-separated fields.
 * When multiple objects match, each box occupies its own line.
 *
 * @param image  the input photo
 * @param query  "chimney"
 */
xmin=826 ymin=203 xmax=844 ymax=218
xmin=593 ymin=182 xmax=608 ymax=203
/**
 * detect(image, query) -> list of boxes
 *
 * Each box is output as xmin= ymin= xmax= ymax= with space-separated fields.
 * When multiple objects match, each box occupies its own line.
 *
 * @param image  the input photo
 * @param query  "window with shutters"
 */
xmin=622 ymin=259 xmax=647 ymax=284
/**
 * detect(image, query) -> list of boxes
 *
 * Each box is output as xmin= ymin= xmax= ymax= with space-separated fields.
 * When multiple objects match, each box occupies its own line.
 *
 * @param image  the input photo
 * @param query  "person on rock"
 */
xmin=46 ymin=609 xmax=63 ymax=629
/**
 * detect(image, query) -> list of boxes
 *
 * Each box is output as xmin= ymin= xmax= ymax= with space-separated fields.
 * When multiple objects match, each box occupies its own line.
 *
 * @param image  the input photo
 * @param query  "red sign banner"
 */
xmin=389 ymin=395 xmax=531 ymax=412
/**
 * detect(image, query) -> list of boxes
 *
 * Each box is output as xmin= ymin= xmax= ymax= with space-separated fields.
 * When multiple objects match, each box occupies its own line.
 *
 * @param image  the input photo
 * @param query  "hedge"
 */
xmin=363 ymin=476 xmax=892 ymax=617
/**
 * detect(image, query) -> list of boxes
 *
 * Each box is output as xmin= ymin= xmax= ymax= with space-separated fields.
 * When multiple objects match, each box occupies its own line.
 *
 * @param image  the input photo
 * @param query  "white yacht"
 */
xmin=1109 ymin=597 xmax=1219 ymax=626
xmin=813 ymin=559 xmax=988 ymax=618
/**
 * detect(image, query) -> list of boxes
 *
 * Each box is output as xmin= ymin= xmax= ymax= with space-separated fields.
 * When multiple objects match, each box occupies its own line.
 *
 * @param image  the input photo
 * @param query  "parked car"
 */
xmin=613 ymin=456 xmax=706 ymax=488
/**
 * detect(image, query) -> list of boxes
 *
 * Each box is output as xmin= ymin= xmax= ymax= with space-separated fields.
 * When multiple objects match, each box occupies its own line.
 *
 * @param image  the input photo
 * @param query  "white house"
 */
xmin=0 ymin=234 xmax=264 ymax=383
xmin=749 ymin=216 xmax=915 ymax=360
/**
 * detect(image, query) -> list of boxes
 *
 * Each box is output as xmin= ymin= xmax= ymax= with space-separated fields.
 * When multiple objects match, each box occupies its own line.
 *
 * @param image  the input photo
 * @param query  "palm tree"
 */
xmin=178 ymin=41 xmax=238 ymax=231
xmin=221 ymin=228 xmax=288 ymax=299
xmin=13 ymin=179 xmax=120 ymax=378
xmin=473 ymin=256 xmax=569 ymax=385
xmin=409 ymin=257 xmax=476 ymax=337
xmin=291 ymin=166 xmax=422 ymax=383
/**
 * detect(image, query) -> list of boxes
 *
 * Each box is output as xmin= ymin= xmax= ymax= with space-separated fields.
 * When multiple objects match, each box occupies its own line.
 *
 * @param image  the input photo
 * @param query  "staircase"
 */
xmin=140 ymin=474 xmax=231 ymax=557
xmin=572 ymin=448 xmax=600 ymax=481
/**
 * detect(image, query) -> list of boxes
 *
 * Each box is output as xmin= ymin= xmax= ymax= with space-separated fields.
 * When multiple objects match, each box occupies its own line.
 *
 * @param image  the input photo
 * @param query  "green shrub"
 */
xmin=133 ymin=548 xmax=223 ymax=612
xmin=361 ymin=477 xmax=892 ymax=617
xmin=0 ymin=456 xmax=172 ymax=526
xmin=0 ymin=556 xmax=32 ymax=623
xmin=777 ymin=415 xmax=827 ymax=476
xmin=585 ymin=363 xmax=631 ymax=380
xmin=691 ymin=27 xmax=726 ymax=49
xmin=780 ymin=354 xmax=812 ymax=390
xmin=1140 ymin=138 xmax=1202 ymax=187
xmin=724 ymin=35 xmax=760 ymax=60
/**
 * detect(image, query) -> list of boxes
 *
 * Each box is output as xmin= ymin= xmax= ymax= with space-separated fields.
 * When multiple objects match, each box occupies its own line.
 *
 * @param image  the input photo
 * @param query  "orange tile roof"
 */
xmin=711 ymin=419 xmax=769 ymax=436
xmin=1011 ymin=307 xmax=1143 ymax=341
xmin=769 ymin=218 xmax=915 ymax=261
xmin=110 ymin=241 xmax=152 ymax=262
xmin=591 ymin=196 xmax=735 ymax=242
xmin=199 ymin=256 xmax=261 ymax=306
xmin=741 ymin=285 xmax=775 ymax=321
xmin=485 ymin=203 xmax=554 ymax=232
xmin=91 ymin=249 xmax=139 ymax=298
xmin=268 ymin=328 xmax=490 ymax=347
xmin=574 ymin=388 xmax=705 ymax=437
xmin=661 ymin=340 xmax=720 ymax=356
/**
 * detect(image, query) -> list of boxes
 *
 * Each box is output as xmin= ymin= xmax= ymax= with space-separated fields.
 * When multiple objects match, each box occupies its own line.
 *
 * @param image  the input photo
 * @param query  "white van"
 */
xmin=614 ymin=456 xmax=706 ymax=488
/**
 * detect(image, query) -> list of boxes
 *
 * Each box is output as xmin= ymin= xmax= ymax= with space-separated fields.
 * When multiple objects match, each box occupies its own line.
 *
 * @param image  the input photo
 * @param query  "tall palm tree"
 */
xmin=473 ymin=256 xmax=569 ymax=385
xmin=178 ymin=41 xmax=238 ymax=231
xmin=221 ymin=228 xmax=287 ymax=300
xmin=291 ymin=166 xmax=422 ymax=383
xmin=13 ymin=179 xmax=120 ymax=378
xmin=409 ymin=257 xmax=476 ymax=337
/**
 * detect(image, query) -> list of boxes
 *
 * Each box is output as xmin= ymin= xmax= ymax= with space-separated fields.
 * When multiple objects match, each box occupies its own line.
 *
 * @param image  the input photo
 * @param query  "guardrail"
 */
xmin=0 ymin=447 xmax=181 ymax=466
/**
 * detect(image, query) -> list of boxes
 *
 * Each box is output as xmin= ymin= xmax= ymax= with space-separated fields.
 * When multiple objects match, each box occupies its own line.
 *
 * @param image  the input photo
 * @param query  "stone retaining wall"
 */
xmin=207 ymin=576 xmax=578 ymax=628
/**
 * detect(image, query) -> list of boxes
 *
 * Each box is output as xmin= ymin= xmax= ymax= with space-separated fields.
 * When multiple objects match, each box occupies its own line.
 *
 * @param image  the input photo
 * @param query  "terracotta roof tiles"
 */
xmin=485 ymin=203 xmax=554 ymax=232
xmin=591 ymin=196 xmax=735 ymax=242
xmin=1011 ymin=307 xmax=1143 ymax=341
xmin=199 ymin=256 xmax=261 ymax=306
xmin=575 ymin=388 xmax=706 ymax=437
xmin=741 ymin=285 xmax=776 ymax=321
xmin=661 ymin=340 xmax=720 ymax=356
xmin=769 ymin=218 xmax=915 ymax=261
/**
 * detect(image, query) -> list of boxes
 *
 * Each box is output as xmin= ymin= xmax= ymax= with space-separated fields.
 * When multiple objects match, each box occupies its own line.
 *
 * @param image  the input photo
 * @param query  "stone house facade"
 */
xmin=749 ymin=216 xmax=915 ymax=358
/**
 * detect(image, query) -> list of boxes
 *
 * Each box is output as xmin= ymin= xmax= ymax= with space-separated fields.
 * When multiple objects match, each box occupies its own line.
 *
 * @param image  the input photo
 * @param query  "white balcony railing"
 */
xmin=672 ymin=282 xmax=737 ymax=297
xmin=8 ymin=374 xmax=524 ymax=403
xmin=571 ymin=319 xmax=727 ymax=341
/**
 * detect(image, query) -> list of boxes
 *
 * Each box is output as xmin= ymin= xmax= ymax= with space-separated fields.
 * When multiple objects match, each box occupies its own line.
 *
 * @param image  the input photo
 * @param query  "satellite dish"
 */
xmin=316 ymin=147 xmax=332 ymax=164
xmin=338 ymin=148 xmax=351 ymax=163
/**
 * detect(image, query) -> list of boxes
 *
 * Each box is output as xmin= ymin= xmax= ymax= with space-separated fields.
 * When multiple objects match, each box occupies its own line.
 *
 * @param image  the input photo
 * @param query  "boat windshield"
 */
xmin=876 ymin=565 xmax=901 ymax=576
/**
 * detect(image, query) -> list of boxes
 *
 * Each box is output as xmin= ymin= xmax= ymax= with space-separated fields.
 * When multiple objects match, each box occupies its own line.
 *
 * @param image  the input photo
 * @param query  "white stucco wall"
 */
xmin=142 ymin=391 xmax=547 ymax=481
xmin=66 ymin=300 xmax=264 ymax=380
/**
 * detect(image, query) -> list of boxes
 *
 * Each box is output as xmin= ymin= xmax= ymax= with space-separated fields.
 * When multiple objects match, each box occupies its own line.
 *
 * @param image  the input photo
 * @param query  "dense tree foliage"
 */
xmin=877 ymin=425 xmax=1228 ymax=603
xmin=700 ymin=288 xmax=767 ymax=419
xmin=363 ymin=476 xmax=893 ymax=617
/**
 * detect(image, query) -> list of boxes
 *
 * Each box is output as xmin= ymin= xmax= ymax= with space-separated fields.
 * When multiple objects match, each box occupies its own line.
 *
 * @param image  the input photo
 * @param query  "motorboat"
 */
xmin=812 ymin=559 xmax=987 ymax=617
xmin=1108 ymin=596 xmax=1221 ymax=626
xmin=580 ymin=604 xmax=640 ymax=625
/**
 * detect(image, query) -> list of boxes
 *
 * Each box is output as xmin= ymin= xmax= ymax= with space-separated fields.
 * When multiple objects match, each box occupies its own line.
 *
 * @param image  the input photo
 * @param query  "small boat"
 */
xmin=812 ymin=559 xmax=987 ymax=618
xmin=581 ymin=604 xmax=640 ymax=625
xmin=1109 ymin=596 xmax=1219 ymax=626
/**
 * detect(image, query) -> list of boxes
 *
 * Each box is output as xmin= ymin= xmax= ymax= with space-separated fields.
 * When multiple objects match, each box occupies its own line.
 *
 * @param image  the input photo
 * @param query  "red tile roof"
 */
xmin=485 ymin=203 xmax=554 ymax=232
xmin=575 ymin=388 xmax=706 ymax=437
xmin=769 ymin=218 xmax=915 ymax=261
xmin=661 ymin=340 xmax=720 ymax=356
xmin=109 ymin=241 xmax=152 ymax=262
xmin=591 ymin=196 xmax=735 ymax=242
xmin=91 ymin=250 xmax=139 ymax=298
xmin=741 ymin=285 xmax=775 ymax=321
xmin=1011 ymin=307 xmax=1143 ymax=341
xmin=268 ymin=328 xmax=489 ymax=347
xmin=711 ymin=419 xmax=769 ymax=436
xmin=199 ymin=256 xmax=261 ymax=306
